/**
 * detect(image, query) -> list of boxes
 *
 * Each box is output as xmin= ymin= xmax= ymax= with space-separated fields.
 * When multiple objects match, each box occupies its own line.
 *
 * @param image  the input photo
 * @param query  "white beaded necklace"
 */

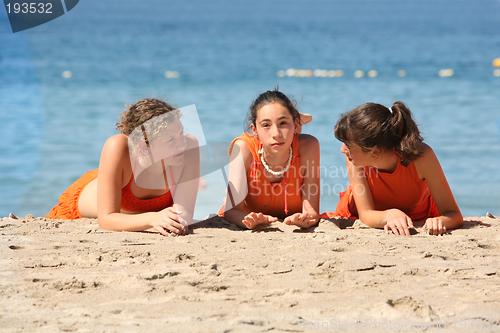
xmin=258 ymin=145 xmax=293 ymax=177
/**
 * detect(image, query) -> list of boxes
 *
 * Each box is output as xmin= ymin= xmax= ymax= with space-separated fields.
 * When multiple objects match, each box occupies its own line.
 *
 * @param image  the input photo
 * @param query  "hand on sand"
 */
xmin=154 ymin=207 xmax=188 ymax=236
xmin=284 ymin=199 xmax=317 ymax=228
xmin=424 ymin=217 xmax=446 ymax=235
xmin=384 ymin=210 xmax=414 ymax=236
xmin=242 ymin=212 xmax=278 ymax=229
xmin=284 ymin=212 xmax=315 ymax=228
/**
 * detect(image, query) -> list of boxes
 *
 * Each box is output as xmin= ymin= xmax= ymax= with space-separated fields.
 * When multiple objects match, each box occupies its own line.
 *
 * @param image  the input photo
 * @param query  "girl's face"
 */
xmin=251 ymin=102 xmax=298 ymax=153
xmin=150 ymin=119 xmax=187 ymax=166
xmin=340 ymin=142 xmax=374 ymax=167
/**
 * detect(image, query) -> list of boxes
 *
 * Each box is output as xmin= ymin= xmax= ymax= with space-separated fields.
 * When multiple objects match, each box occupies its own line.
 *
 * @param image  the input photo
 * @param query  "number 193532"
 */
xmin=6 ymin=3 xmax=53 ymax=14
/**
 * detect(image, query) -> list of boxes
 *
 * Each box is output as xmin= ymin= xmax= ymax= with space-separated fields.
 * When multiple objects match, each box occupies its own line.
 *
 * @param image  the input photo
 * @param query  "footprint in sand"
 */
xmin=386 ymin=296 xmax=437 ymax=321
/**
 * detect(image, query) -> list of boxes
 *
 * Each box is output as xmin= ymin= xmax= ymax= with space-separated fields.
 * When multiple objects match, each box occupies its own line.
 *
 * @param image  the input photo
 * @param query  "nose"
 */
xmin=177 ymin=134 xmax=187 ymax=152
xmin=340 ymin=143 xmax=348 ymax=154
xmin=271 ymin=125 xmax=282 ymax=139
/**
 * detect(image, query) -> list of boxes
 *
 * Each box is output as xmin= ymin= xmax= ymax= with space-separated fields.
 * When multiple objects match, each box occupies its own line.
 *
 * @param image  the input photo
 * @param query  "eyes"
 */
xmin=164 ymin=131 xmax=184 ymax=144
xmin=260 ymin=120 xmax=290 ymax=128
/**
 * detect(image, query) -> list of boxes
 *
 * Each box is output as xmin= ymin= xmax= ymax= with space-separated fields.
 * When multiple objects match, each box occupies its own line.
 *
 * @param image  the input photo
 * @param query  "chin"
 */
xmin=162 ymin=155 xmax=184 ymax=167
xmin=173 ymin=155 xmax=185 ymax=166
xmin=171 ymin=159 xmax=185 ymax=167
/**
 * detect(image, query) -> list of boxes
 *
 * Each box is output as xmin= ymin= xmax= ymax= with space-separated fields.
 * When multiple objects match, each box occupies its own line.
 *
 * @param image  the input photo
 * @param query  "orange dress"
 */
xmin=322 ymin=159 xmax=439 ymax=220
xmin=220 ymin=133 xmax=303 ymax=219
xmin=45 ymin=169 xmax=174 ymax=219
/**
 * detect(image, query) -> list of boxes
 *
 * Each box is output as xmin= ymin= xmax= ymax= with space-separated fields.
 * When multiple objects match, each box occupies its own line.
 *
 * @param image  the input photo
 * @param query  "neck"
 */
xmin=262 ymin=146 xmax=290 ymax=167
xmin=373 ymin=149 xmax=399 ymax=173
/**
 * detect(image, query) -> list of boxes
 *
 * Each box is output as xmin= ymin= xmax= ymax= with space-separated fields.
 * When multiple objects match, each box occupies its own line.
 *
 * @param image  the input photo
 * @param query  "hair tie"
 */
xmin=388 ymin=106 xmax=393 ymax=114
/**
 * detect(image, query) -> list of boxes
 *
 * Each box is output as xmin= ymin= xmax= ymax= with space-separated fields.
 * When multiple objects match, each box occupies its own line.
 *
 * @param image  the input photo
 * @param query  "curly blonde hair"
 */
xmin=117 ymin=98 xmax=182 ymax=142
xmin=117 ymin=98 xmax=183 ymax=162
xmin=117 ymin=98 xmax=175 ymax=133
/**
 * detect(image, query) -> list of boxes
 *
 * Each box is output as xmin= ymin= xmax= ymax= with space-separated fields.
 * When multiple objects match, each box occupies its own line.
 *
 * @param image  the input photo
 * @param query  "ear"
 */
xmin=294 ymin=117 xmax=300 ymax=134
xmin=250 ymin=124 xmax=258 ymax=139
xmin=371 ymin=147 xmax=382 ymax=159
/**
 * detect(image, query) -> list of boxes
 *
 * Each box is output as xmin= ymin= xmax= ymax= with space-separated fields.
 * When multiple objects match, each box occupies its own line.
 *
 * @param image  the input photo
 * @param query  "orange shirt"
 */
xmin=327 ymin=159 xmax=439 ymax=220
xmin=228 ymin=133 xmax=304 ymax=219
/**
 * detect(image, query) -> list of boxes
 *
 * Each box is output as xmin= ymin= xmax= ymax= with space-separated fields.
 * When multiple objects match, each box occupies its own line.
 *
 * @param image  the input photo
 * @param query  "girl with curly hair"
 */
xmin=46 ymin=98 xmax=200 ymax=236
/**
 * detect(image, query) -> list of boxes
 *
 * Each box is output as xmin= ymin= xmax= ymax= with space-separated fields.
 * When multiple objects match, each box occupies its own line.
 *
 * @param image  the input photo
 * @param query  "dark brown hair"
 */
xmin=334 ymin=101 xmax=423 ymax=166
xmin=245 ymin=87 xmax=301 ymax=131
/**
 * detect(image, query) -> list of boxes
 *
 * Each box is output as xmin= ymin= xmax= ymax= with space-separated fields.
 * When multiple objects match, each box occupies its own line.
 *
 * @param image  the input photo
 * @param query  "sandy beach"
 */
xmin=1 ymin=214 xmax=499 ymax=332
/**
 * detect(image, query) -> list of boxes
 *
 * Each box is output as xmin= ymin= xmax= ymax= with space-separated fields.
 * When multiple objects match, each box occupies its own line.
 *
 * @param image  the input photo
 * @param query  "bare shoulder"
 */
xmin=298 ymin=133 xmax=319 ymax=146
xmin=414 ymin=142 xmax=438 ymax=165
xmin=233 ymin=139 xmax=252 ymax=155
xmin=185 ymin=133 xmax=199 ymax=149
xmin=420 ymin=142 xmax=434 ymax=155
xmin=231 ymin=139 xmax=253 ymax=169
xmin=100 ymin=134 xmax=131 ymax=166
xmin=298 ymin=134 xmax=319 ymax=155
xmin=413 ymin=142 xmax=440 ymax=179
xmin=102 ymin=134 xmax=129 ymax=151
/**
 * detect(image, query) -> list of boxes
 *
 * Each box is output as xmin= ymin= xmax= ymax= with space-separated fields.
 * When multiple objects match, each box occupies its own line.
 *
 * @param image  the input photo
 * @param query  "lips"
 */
xmin=272 ymin=142 xmax=285 ymax=147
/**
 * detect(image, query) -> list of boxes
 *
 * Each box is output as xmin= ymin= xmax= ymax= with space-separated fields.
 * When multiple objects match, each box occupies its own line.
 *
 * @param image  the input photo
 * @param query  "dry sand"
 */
xmin=1 ymin=214 xmax=499 ymax=332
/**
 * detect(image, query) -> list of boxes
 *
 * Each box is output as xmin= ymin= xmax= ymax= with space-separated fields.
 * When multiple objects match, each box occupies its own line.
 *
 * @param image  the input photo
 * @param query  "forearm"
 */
xmin=223 ymin=209 xmax=250 ymax=229
xmin=171 ymin=179 xmax=198 ymax=226
xmin=359 ymin=209 xmax=401 ymax=229
xmin=98 ymin=212 xmax=156 ymax=232
xmin=436 ymin=211 xmax=463 ymax=230
xmin=303 ymin=205 xmax=320 ymax=226
xmin=171 ymin=203 xmax=194 ymax=226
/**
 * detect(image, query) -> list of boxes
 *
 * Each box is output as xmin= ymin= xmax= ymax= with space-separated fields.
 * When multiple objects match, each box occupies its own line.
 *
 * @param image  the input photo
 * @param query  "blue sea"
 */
xmin=1 ymin=0 xmax=499 ymax=220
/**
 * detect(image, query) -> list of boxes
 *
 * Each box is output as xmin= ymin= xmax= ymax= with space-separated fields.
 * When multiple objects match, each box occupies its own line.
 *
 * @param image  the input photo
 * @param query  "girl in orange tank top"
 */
xmin=222 ymin=88 xmax=321 ymax=230
xmin=325 ymin=101 xmax=462 ymax=236
xmin=45 ymin=98 xmax=200 ymax=236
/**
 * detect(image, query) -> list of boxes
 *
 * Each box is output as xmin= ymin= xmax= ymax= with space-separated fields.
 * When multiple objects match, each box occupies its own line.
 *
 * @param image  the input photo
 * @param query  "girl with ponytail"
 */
xmin=328 ymin=101 xmax=462 ymax=236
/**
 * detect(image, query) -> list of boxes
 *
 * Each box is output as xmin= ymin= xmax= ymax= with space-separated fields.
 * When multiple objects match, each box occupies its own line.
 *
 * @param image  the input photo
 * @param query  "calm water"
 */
xmin=1 ymin=0 xmax=499 ymax=219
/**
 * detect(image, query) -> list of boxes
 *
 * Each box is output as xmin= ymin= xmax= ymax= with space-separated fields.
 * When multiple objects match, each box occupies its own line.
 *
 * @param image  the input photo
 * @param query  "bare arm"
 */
xmin=414 ymin=144 xmax=463 ymax=234
xmin=341 ymin=156 xmax=414 ymax=233
xmin=169 ymin=135 xmax=200 ymax=226
xmin=96 ymin=135 xmax=160 ymax=232
xmin=344 ymin=156 xmax=392 ymax=228
xmin=223 ymin=140 xmax=278 ymax=229
xmin=350 ymin=144 xmax=463 ymax=236
xmin=96 ymin=134 xmax=199 ymax=235
xmin=284 ymin=134 xmax=320 ymax=228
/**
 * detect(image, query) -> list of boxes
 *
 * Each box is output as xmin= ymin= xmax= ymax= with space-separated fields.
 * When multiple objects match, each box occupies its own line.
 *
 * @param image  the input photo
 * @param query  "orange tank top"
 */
xmin=120 ymin=166 xmax=175 ymax=212
xmin=332 ymin=159 xmax=439 ymax=220
xmin=45 ymin=167 xmax=175 ymax=220
xmin=233 ymin=133 xmax=303 ymax=219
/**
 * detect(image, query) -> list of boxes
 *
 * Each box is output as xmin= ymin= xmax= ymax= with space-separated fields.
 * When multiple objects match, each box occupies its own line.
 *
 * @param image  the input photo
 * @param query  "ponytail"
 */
xmin=334 ymin=101 xmax=423 ymax=166
xmin=388 ymin=102 xmax=423 ymax=166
